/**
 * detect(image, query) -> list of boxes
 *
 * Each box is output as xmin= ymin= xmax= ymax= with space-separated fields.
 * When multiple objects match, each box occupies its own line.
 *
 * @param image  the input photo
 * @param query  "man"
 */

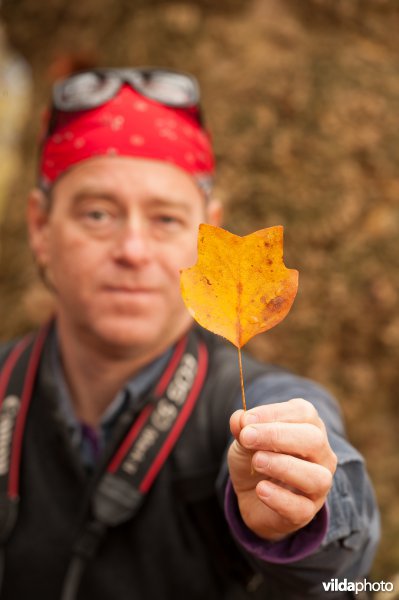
xmin=0 ymin=68 xmax=379 ymax=599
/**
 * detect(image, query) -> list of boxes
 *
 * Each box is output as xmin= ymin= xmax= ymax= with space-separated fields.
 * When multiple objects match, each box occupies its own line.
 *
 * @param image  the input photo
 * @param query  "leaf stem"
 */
xmin=237 ymin=347 xmax=247 ymax=411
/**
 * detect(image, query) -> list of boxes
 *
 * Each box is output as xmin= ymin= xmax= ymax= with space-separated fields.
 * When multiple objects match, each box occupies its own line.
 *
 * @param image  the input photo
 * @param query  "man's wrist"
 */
xmin=224 ymin=478 xmax=329 ymax=564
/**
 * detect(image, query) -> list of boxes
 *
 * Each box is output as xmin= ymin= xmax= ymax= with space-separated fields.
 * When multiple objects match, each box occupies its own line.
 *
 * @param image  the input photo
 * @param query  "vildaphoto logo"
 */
xmin=322 ymin=579 xmax=394 ymax=595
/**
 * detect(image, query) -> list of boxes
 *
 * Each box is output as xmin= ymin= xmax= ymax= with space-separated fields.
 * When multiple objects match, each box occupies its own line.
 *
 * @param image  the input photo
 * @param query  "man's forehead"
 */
xmin=50 ymin=156 xmax=206 ymax=206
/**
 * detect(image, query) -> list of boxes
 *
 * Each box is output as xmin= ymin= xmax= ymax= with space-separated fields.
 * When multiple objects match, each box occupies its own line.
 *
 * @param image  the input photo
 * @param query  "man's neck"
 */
xmin=55 ymin=317 xmax=189 ymax=428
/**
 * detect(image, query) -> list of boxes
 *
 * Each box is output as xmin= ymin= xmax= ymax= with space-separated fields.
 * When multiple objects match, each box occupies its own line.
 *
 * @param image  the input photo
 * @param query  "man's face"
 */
xmin=28 ymin=156 xmax=221 ymax=354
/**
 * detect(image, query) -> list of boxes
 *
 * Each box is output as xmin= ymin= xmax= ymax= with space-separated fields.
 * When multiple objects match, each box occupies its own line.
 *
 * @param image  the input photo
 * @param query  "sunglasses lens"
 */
xmin=54 ymin=72 xmax=121 ymax=111
xmin=130 ymin=70 xmax=199 ymax=107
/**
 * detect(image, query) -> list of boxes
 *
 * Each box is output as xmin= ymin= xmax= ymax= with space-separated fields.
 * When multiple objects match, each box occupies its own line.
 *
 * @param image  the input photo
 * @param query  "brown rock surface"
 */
xmin=1 ymin=0 xmax=398 ymax=580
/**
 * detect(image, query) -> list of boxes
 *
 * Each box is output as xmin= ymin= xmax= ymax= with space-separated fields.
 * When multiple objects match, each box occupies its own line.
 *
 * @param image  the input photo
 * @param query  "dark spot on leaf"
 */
xmin=237 ymin=282 xmax=243 ymax=294
xmin=266 ymin=296 xmax=285 ymax=312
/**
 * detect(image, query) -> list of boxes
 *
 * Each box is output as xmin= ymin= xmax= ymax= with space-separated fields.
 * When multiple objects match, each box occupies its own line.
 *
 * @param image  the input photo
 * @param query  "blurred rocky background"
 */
xmin=0 ymin=0 xmax=398 ymax=583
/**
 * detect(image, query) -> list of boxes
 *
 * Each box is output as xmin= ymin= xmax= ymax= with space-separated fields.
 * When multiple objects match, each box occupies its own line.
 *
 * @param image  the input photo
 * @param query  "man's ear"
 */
xmin=27 ymin=188 xmax=51 ymax=268
xmin=205 ymin=198 xmax=223 ymax=227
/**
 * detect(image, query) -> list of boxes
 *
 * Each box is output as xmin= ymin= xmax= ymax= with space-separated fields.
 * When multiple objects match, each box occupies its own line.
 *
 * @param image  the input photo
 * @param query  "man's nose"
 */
xmin=111 ymin=221 xmax=152 ymax=265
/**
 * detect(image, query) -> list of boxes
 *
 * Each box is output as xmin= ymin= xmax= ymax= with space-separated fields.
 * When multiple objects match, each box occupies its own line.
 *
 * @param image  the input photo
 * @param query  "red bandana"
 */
xmin=39 ymin=85 xmax=214 ymax=189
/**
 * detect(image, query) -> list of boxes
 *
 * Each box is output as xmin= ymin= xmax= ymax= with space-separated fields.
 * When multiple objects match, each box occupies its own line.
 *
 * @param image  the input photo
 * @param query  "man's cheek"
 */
xmin=174 ymin=249 xmax=198 ymax=271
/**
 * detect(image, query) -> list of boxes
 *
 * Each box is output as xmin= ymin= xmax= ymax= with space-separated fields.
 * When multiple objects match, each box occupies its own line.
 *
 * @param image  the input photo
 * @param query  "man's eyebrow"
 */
xmin=147 ymin=196 xmax=192 ymax=211
xmin=71 ymin=189 xmax=118 ymax=203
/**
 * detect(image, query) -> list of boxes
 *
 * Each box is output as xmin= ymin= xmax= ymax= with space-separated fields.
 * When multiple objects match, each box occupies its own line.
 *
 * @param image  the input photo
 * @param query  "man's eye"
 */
xmin=154 ymin=215 xmax=180 ymax=225
xmin=87 ymin=210 xmax=108 ymax=221
xmin=79 ymin=208 xmax=115 ymax=231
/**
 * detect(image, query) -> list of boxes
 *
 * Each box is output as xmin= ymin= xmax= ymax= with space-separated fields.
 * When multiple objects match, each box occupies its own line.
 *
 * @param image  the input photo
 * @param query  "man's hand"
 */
xmin=228 ymin=398 xmax=337 ymax=542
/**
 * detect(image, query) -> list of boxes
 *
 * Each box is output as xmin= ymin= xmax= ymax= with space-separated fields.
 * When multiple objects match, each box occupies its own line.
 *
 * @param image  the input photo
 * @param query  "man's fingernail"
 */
xmin=241 ymin=426 xmax=258 ymax=447
xmin=243 ymin=413 xmax=259 ymax=425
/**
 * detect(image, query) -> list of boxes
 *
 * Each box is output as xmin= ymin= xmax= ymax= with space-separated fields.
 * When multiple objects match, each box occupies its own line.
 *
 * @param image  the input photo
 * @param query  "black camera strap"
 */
xmin=0 ymin=325 xmax=49 ymax=543
xmin=0 ymin=324 xmax=209 ymax=599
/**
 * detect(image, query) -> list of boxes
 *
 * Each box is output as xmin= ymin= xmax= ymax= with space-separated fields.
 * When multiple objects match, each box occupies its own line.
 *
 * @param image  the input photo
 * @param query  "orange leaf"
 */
xmin=180 ymin=224 xmax=298 ymax=348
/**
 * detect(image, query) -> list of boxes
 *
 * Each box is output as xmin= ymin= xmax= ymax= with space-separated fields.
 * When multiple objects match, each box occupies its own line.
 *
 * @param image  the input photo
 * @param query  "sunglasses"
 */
xmin=52 ymin=67 xmax=201 ymax=112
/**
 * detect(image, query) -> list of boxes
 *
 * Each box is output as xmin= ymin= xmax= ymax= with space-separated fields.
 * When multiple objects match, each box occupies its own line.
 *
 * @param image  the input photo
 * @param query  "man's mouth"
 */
xmin=103 ymin=285 xmax=158 ymax=297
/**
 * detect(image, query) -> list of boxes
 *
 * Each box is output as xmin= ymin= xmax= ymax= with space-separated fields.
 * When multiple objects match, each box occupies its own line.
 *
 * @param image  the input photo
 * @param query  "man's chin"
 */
xmin=85 ymin=316 xmax=166 ymax=354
